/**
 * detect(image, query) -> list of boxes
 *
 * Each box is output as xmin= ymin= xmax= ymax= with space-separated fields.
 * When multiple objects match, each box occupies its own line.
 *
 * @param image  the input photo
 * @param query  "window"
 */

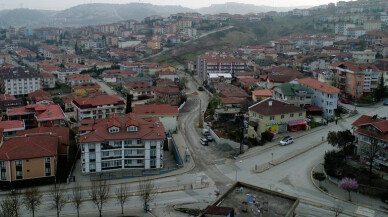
xmin=281 ymin=115 xmax=285 ymax=119
xmin=127 ymin=126 xmax=138 ymax=132
xmin=137 ymin=150 xmax=144 ymax=155
xmin=0 ymin=161 xmax=5 ymax=169
xmin=290 ymin=113 xmax=294 ymax=118
xmin=45 ymin=157 xmax=50 ymax=163
xmin=137 ymin=159 xmax=144 ymax=164
xmin=89 ymin=144 xmax=95 ymax=152
xmin=299 ymin=112 xmax=303 ymax=117
xmin=270 ymin=116 xmax=275 ymax=121
xmin=114 ymin=150 xmax=122 ymax=156
xmin=259 ymin=115 xmax=263 ymax=120
xmin=109 ymin=127 xmax=120 ymax=133
xmin=89 ymin=153 xmax=96 ymax=162
xmin=1 ymin=171 xmax=6 ymax=180
xmin=89 ymin=163 xmax=96 ymax=172
xmin=15 ymin=160 xmax=22 ymax=166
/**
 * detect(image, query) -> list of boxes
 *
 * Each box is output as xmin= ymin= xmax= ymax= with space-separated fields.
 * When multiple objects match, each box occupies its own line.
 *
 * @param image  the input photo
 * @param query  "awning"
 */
xmin=288 ymin=120 xmax=307 ymax=127
xmin=305 ymin=106 xmax=322 ymax=112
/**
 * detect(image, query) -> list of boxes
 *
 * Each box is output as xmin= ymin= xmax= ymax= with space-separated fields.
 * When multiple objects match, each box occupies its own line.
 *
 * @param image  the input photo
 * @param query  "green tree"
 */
xmin=327 ymin=130 xmax=355 ymax=152
xmin=312 ymin=172 xmax=326 ymax=187
xmin=324 ymin=150 xmax=344 ymax=176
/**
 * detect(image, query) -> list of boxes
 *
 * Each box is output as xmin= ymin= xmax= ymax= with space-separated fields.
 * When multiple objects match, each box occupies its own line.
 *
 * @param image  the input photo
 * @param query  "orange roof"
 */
xmin=134 ymin=104 xmax=178 ymax=115
xmin=65 ymin=74 xmax=92 ymax=80
xmin=73 ymin=94 xmax=124 ymax=108
xmin=252 ymin=89 xmax=273 ymax=97
xmin=297 ymin=77 xmax=340 ymax=94
xmin=0 ymin=120 xmax=24 ymax=131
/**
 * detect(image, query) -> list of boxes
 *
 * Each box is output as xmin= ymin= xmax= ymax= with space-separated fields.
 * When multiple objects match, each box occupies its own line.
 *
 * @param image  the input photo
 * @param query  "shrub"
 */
xmin=261 ymin=131 xmax=274 ymax=142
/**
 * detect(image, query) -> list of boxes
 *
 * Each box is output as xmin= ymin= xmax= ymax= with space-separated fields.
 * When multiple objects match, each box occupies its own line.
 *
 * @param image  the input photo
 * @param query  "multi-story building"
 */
xmin=297 ymin=77 xmax=340 ymax=117
xmin=335 ymin=23 xmax=356 ymax=35
xmin=273 ymin=82 xmax=313 ymax=108
xmin=0 ymin=120 xmax=25 ymax=138
xmin=196 ymin=53 xmax=245 ymax=81
xmin=123 ymin=81 xmax=154 ymax=101
xmin=72 ymin=94 xmax=125 ymax=121
xmin=41 ymin=72 xmax=56 ymax=88
xmin=247 ymin=98 xmax=306 ymax=139
xmin=346 ymin=27 xmax=366 ymax=39
xmin=350 ymin=50 xmax=376 ymax=63
xmin=0 ymin=67 xmax=42 ymax=97
xmin=57 ymin=54 xmax=84 ymax=64
xmin=78 ymin=113 xmax=166 ymax=174
xmin=7 ymin=103 xmax=67 ymax=129
xmin=363 ymin=20 xmax=383 ymax=31
xmin=352 ymin=115 xmax=388 ymax=168
xmin=334 ymin=62 xmax=381 ymax=99
xmin=0 ymin=134 xmax=58 ymax=188
xmin=0 ymin=94 xmax=24 ymax=112
xmin=65 ymin=74 xmax=92 ymax=86
xmin=153 ymin=85 xmax=180 ymax=106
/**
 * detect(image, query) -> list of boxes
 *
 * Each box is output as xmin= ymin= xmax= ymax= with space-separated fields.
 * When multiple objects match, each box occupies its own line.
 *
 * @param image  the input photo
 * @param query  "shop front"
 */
xmin=287 ymin=119 xmax=307 ymax=132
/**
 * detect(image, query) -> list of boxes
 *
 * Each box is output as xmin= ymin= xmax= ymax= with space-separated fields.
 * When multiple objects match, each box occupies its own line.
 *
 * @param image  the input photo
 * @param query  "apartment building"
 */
xmin=350 ymin=50 xmax=376 ymax=63
xmin=78 ymin=113 xmax=166 ymax=174
xmin=334 ymin=62 xmax=381 ymax=99
xmin=0 ymin=134 xmax=58 ymax=188
xmin=272 ymin=83 xmax=313 ymax=108
xmin=335 ymin=23 xmax=356 ymax=35
xmin=0 ymin=67 xmax=41 ymax=96
xmin=297 ymin=77 xmax=340 ymax=117
xmin=65 ymin=74 xmax=92 ymax=86
xmin=196 ymin=53 xmax=245 ymax=81
xmin=72 ymin=94 xmax=125 ymax=121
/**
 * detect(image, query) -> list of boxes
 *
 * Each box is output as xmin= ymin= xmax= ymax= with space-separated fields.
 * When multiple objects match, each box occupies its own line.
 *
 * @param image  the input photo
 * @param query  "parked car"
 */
xmin=280 ymin=136 xmax=294 ymax=146
xmin=200 ymin=138 xmax=208 ymax=146
xmin=206 ymin=135 xmax=213 ymax=142
xmin=340 ymin=98 xmax=350 ymax=104
xmin=202 ymin=129 xmax=210 ymax=136
xmin=384 ymin=100 xmax=388 ymax=106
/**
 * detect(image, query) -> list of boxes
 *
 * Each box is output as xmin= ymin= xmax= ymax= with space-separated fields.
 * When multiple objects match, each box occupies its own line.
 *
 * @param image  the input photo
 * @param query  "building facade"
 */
xmin=0 ymin=67 xmax=42 ymax=96
xmin=78 ymin=113 xmax=166 ymax=174
xmin=196 ymin=53 xmax=245 ymax=81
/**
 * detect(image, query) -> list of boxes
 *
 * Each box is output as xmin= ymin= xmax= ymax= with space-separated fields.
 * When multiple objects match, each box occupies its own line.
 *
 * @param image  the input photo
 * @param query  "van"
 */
xmin=202 ymin=129 xmax=210 ymax=136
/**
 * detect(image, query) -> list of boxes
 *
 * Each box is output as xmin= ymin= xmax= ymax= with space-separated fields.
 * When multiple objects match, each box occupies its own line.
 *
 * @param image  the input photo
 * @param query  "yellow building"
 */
xmin=147 ymin=40 xmax=161 ymax=51
xmin=178 ymin=18 xmax=192 ymax=29
xmin=0 ymin=135 xmax=58 ymax=187
xmin=72 ymin=82 xmax=101 ymax=97
xmin=248 ymin=98 xmax=306 ymax=139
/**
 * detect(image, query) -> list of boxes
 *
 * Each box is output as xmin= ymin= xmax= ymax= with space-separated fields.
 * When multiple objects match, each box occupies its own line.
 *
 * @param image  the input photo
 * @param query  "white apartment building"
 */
xmin=78 ymin=113 xmax=166 ymax=173
xmin=72 ymin=94 xmax=125 ymax=122
xmin=351 ymin=50 xmax=376 ymax=63
xmin=0 ymin=67 xmax=41 ymax=96
xmin=335 ymin=23 xmax=356 ymax=35
xmin=297 ymin=77 xmax=340 ymax=117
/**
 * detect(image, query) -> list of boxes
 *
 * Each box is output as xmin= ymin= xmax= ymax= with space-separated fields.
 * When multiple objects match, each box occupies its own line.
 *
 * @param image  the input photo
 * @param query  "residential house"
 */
xmin=252 ymin=89 xmax=273 ymax=102
xmin=274 ymin=40 xmax=295 ymax=53
xmin=352 ymin=115 xmax=388 ymax=168
xmin=156 ymin=71 xmax=179 ymax=82
xmin=350 ymin=50 xmax=376 ymax=63
xmin=273 ymin=83 xmax=313 ymax=108
xmin=153 ymin=85 xmax=180 ymax=106
xmin=0 ymin=67 xmax=42 ymax=97
xmin=27 ymin=90 xmax=53 ymax=104
xmin=317 ymin=70 xmax=336 ymax=85
xmin=0 ymin=120 xmax=25 ymax=138
xmin=297 ymin=77 xmax=340 ymax=117
xmin=0 ymin=94 xmax=24 ymax=112
xmin=57 ymin=68 xmax=80 ymax=84
xmin=41 ymin=72 xmax=56 ymax=88
xmin=134 ymin=104 xmax=178 ymax=133
xmin=213 ymin=83 xmax=250 ymax=99
xmin=78 ymin=113 xmax=166 ymax=174
xmin=7 ymin=103 xmax=67 ymax=129
xmin=65 ymin=74 xmax=92 ymax=86
xmin=72 ymin=82 xmax=101 ymax=97
xmin=103 ymin=75 xmax=117 ymax=83
xmin=124 ymin=81 xmax=154 ymax=101
xmin=248 ymin=98 xmax=307 ymax=139
xmin=0 ymin=134 xmax=58 ymax=188
xmin=72 ymin=94 xmax=125 ymax=121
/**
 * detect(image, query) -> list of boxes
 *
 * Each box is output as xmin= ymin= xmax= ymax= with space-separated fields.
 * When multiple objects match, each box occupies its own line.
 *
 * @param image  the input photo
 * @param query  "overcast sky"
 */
xmin=1 ymin=0 xmax=344 ymax=11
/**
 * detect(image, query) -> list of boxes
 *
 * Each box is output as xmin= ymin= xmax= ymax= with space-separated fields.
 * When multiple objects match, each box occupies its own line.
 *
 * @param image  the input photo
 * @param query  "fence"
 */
xmin=169 ymin=133 xmax=183 ymax=168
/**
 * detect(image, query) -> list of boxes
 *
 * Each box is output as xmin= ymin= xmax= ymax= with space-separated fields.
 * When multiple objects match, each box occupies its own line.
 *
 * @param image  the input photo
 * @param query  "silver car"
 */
xmin=280 ymin=136 xmax=294 ymax=146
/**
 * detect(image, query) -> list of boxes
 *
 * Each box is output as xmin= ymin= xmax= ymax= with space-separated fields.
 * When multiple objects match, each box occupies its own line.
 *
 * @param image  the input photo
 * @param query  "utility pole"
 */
xmin=198 ymin=99 xmax=202 ymax=128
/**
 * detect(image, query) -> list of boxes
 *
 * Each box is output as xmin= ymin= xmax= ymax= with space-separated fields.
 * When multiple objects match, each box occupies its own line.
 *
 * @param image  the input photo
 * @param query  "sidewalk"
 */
xmin=311 ymin=163 xmax=388 ymax=212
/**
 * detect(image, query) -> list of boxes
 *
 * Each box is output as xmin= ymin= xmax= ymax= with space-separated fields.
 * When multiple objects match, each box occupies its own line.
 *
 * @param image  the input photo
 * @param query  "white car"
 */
xmin=200 ymin=138 xmax=208 ymax=146
xmin=280 ymin=136 xmax=294 ymax=146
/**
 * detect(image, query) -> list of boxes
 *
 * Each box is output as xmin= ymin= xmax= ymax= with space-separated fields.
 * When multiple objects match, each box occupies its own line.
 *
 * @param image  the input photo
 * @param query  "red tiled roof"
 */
xmin=154 ymin=85 xmax=180 ymax=94
xmin=352 ymin=115 xmax=388 ymax=133
xmin=73 ymin=94 xmax=124 ymax=108
xmin=134 ymin=104 xmax=178 ymax=115
xmin=252 ymin=89 xmax=273 ymax=97
xmin=16 ymin=127 xmax=69 ymax=146
xmin=249 ymin=98 xmax=305 ymax=115
xmin=41 ymin=72 xmax=55 ymax=78
xmin=0 ymin=94 xmax=16 ymax=101
xmin=297 ymin=77 xmax=340 ymax=94
xmin=335 ymin=62 xmax=379 ymax=72
xmin=28 ymin=90 xmax=51 ymax=99
xmin=78 ymin=113 xmax=165 ymax=143
xmin=221 ymin=97 xmax=243 ymax=104
xmin=72 ymin=82 xmax=100 ymax=89
xmin=65 ymin=74 xmax=92 ymax=80
xmin=8 ymin=104 xmax=65 ymax=120
xmin=0 ymin=120 xmax=24 ymax=131
xmin=0 ymin=135 xmax=58 ymax=160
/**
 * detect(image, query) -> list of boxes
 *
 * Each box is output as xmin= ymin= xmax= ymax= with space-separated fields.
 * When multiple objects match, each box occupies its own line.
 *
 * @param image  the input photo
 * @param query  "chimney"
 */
xmin=268 ymin=101 xmax=272 ymax=106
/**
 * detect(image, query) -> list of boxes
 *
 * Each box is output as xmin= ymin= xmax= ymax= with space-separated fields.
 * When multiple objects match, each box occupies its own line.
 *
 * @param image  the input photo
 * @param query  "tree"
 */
xmin=331 ymin=204 xmax=343 ymax=217
xmin=338 ymin=177 xmax=358 ymax=201
xmin=327 ymin=130 xmax=355 ymax=153
xmin=115 ymin=184 xmax=130 ymax=214
xmin=49 ymin=184 xmax=67 ymax=217
xmin=0 ymin=192 xmax=21 ymax=217
xmin=71 ymin=183 xmax=83 ymax=217
xmin=261 ymin=131 xmax=274 ymax=142
xmin=125 ymin=94 xmax=133 ymax=114
xmin=312 ymin=172 xmax=326 ymax=188
xmin=138 ymin=179 xmax=157 ymax=212
xmin=324 ymin=150 xmax=344 ymax=176
xmin=23 ymin=188 xmax=43 ymax=217
xmin=366 ymin=129 xmax=380 ymax=186
xmin=89 ymin=179 xmax=111 ymax=217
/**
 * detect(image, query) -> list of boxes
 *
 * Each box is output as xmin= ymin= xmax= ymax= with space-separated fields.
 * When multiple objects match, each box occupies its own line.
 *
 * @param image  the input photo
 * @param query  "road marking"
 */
xmin=356 ymin=206 xmax=375 ymax=217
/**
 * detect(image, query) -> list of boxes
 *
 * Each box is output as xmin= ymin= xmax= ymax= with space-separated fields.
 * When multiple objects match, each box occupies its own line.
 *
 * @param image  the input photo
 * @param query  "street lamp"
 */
xmin=271 ymin=153 xmax=274 ymax=164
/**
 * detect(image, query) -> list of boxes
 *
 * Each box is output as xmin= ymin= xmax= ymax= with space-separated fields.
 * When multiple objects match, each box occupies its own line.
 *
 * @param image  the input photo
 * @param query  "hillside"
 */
xmin=0 ymin=2 xmax=311 ymax=27
xmin=151 ymin=16 xmax=318 ymax=65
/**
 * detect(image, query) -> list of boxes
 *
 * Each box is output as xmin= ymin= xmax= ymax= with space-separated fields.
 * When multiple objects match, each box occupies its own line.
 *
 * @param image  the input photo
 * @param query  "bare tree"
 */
xmin=331 ymin=204 xmax=343 ymax=217
xmin=49 ymin=183 xmax=67 ymax=217
xmin=22 ymin=187 xmax=42 ymax=217
xmin=89 ymin=179 xmax=110 ymax=217
xmin=71 ymin=183 xmax=83 ymax=217
xmin=138 ymin=179 xmax=157 ymax=212
xmin=115 ymin=184 xmax=130 ymax=214
xmin=0 ymin=191 xmax=21 ymax=217
xmin=366 ymin=131 xmax=380 ymax=186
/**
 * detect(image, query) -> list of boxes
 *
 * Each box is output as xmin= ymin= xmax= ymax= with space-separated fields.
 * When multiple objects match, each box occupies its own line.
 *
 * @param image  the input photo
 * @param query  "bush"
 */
xmin=324 ymin=150 xmax=345 ymax=176
xmin=261 ymin=131 xmax=274 ymax=142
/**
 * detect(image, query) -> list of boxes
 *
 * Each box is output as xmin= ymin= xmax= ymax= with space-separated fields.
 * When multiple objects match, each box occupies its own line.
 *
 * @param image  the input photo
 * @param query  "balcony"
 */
xmin=101 ymin=166 xmax=122 ymax=170
xmin=101 ymin=156 xmax=122 ymax=160
xmin=124 ymin=145 xmax=144 ymax=149
xmin=124 ymin=165 xmax=144 ymax=169
xmin=124 ymin=155 xmax=144 ymax=159
xmin=101 ymin=144 xmax=121 ymax=150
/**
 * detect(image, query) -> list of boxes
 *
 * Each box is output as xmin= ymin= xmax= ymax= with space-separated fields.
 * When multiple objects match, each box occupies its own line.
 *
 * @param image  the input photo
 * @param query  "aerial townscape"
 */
xmin=0 ymin=0 xmax=388 ymax=216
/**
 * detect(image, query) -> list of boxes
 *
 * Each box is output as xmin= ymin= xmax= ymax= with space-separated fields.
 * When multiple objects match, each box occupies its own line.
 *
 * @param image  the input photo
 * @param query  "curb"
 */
xmin=310 ymin=163 xmax=388 ymax=215
xmin=252 ymin=140 xmax=326 ymax=173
